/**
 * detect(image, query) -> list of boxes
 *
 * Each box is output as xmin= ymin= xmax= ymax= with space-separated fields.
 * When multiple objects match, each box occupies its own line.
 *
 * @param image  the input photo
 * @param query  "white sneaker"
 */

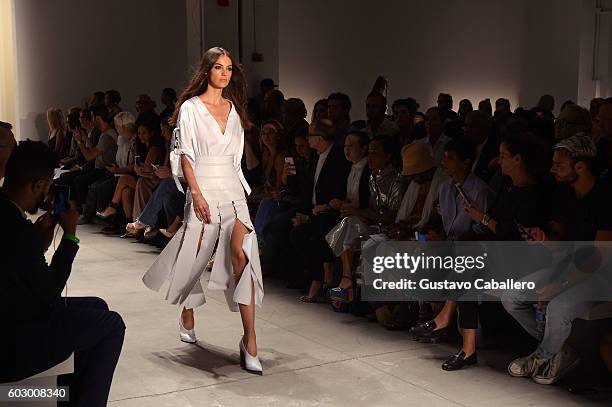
xmin=508 ymin=351 xmax=546 ymax=377
xmin=179 ymin=315 xmax=197 ymax=344
xmin=239 ymin=336 xmax=262 ymax=375
xmin=532 ymin=344 xmax=580 ymax=385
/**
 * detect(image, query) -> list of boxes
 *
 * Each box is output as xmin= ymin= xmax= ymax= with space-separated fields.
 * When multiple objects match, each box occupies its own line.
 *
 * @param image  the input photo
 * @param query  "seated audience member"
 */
xmin=129 ymin=120 xmax=173 ymax=235
xmin=429 ymin=139 xmax=494 ymax=241
xmin=325 ymin=135 xmax=403 ymax=305
xmin=61 ymin=107 xmax=85 ymax=168
xmin=259 ymin=133 xmax=315 ymax=278
xmin=135 ymin=94 xmax=161 ymax=127
xmin=461 ymin=110 xmax=499 ymax=183
xmin=60 ymin=105 xmax=118 ymax=209
xmin=437 ymin=93 xmax=459 ymax=123
xmin=478 ymin=98 xmax=493 ymax=117
xmin=312 ymin=98 xmax=329 ymax=122
xmin=80 ymin=112 xmax=138 ymax=224
xmin=327 ymin=92 xmax=354 ymax=143
xmin=537 ymin=94 xmax=556 ymax=120
xmin=47 ymin=107 xmax=71 ymax=160
xmin=250 ymin=120 xmax=289 ymax=208
xmin=554 ymin=104 xmax=591 ymax=141
xmin=252 ymin=120 xmax=289 ymax=217
xmin=126 ymin=120 xmax=180 ymax=238
xmin=0 ymin=141 xmax=125 ymax=405
xmin=263 ymin=89 xmax=285 ymax=122
xmin=105 ymin=89 xmax=122 ymax=122
xmin=417 ymin=107 xmax=452 ymax=164
xmin=300 ymin=130 xmax=371 ymax=301
xmin=78 ymin=107 xmax=102 ymax=150
xmin=289 ymin=119 xmax=351 ymax=290
xmin=494 ymin=98 xmax=513 ymax=129
xmin=160 ymin=87 xmax=177 ymax=124
xmin=435 ymin=130 xmax=550 ymax=371
xmin=96 ymin=121 xmax=164 ymax=226
xmin=385 ymin=142 xmax=446 ymax=239
xmin=0 ymin=121 xmax=17 ymax=183
xmin=393 ymin=99 xmax=420 ymax=147
xmin=364 ymin=92 xmax=399 ymax=139
xmin=88 ymin=90 xmax=105 ymax=108
xmin=282 ymin=98 xmax=309 ymax=142
xmin=410 ymin=140 xmax=494 ymax=343
xmin=502 ymin=134 xmax=612 ymax=384
xmin=458 ymin=99 xmax=473 ymax=123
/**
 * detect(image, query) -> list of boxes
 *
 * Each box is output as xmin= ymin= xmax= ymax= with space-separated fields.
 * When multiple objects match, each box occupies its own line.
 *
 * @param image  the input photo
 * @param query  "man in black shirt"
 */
xmin=502 ymin=134 xmax=612 ymax=385
xmin=0 ymin=141 xmax=125 ymax=406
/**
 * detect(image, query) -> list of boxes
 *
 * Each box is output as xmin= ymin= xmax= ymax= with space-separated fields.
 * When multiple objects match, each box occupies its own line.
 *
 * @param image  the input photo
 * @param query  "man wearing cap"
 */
xmin=502 ymin=134 xmax=612 ymax=385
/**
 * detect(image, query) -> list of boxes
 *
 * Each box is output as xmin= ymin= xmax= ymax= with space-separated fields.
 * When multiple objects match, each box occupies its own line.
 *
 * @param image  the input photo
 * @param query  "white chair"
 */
xmin=4 ymin=353 xmax=74 ymax=407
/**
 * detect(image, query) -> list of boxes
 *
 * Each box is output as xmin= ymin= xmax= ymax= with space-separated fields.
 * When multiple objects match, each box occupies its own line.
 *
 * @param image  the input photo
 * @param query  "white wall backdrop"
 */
xmin=12 ymin=0 xmax=610 ymax=141
xmin=277 ymin=0 xmax=598 ymax=120
xmin=14 ymin=0 xmax=189 ymax=141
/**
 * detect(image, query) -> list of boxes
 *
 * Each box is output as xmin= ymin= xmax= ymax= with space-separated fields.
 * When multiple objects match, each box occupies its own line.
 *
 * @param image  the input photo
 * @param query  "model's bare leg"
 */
xmin=181 ymin=307 xmax=194 ymax=330
xmin=231 ymin=219 xmax=257 ymax=357
xmin=181 ymin=225 xmax=207 ymax=331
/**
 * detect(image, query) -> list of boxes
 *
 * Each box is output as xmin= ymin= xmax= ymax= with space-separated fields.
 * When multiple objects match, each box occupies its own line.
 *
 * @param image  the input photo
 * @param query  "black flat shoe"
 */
xmin=441 ymin=350 xmax=477 ymax=371
xmin=409 ymin=320 xmax=448 ymax=339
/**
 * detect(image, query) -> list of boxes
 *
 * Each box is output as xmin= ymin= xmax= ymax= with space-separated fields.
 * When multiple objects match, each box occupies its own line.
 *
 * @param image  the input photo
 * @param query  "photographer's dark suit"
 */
xmin=290 ymin=142 xmax=352 ymax=285
xmin=0 ymin=195 xmax=125 ymax=406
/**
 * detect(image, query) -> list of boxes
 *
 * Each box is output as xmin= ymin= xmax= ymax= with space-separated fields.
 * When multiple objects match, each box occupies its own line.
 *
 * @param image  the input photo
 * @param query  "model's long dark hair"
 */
xmin=171 ymin=47 xmax=251 ymax=130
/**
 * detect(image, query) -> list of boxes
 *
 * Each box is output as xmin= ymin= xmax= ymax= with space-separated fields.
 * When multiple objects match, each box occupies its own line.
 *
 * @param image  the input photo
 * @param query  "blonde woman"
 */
xmin=47 ymin=108 xmax=69 ymax=159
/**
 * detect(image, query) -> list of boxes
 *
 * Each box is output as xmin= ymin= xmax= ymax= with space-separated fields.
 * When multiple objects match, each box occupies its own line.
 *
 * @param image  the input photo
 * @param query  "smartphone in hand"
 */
xmin=284 ymin=156 xmax=296 ymax=175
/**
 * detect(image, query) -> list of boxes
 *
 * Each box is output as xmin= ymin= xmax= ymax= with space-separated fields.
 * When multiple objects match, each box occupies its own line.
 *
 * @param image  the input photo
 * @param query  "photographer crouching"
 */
xmin=0 ymin=140 xmax=125 ymax=406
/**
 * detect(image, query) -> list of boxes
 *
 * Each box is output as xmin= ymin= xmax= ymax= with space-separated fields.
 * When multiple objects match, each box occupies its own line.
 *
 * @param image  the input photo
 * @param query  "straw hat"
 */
xmin=401 ymin=141 xmax=437 ymax=176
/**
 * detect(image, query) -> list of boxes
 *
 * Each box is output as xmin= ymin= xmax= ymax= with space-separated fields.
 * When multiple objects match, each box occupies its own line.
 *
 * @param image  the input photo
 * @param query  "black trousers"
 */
xmin=59 ymin=168 xmax=107 ymax=205
xmin=289 ymin=212 xmax=339 ymax=284
xmin=457 ymin=301 xmax=479 ymax=329
xmin=15 ymin=297 xmax=125 ymax=407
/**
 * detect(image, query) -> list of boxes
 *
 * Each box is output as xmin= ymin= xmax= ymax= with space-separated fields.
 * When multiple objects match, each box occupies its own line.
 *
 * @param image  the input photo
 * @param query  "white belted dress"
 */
xmin=142 ymin=96 xmax=264 ymax=311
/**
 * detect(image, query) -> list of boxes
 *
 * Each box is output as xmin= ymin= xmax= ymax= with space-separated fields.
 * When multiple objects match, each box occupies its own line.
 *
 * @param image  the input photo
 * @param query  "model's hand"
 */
xmin=192 ymin=193 xmax=211 ymax=223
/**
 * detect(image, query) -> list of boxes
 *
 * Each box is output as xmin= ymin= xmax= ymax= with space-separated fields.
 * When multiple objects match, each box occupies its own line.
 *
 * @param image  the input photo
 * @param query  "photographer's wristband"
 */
xmin=63 ymin=233 xmax=80 ymax=245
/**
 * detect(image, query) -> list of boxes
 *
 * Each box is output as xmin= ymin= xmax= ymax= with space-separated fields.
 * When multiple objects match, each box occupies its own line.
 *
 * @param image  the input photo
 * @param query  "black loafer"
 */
xmin=409 ymin=320 xmax=448 ymax=339
xmin=441 ymin=350 xmax=477 ymax=371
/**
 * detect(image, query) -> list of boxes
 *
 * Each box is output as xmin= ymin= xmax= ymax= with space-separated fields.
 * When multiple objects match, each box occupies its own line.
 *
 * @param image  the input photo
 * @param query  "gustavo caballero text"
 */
xmin=372 ymin=278 xmax=535 ymax=291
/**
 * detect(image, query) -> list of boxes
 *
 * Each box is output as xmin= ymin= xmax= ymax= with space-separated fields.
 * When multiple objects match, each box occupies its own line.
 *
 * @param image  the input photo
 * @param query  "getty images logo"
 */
xmin=372 ymin=253 xmax=488 ymax=274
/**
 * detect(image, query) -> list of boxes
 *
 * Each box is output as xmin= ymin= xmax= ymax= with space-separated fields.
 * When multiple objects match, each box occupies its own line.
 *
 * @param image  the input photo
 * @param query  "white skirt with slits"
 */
xmin=142 ymin=155 xmax=264 ymax=311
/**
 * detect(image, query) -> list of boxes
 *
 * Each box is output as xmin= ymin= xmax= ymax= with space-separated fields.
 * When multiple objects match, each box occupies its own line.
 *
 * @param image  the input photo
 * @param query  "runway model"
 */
xmin=143 ymin=47 xmax=264 ymax=375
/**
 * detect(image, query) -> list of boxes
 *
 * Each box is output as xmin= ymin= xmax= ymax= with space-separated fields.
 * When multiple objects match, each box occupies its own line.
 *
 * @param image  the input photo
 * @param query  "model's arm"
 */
xmin=181 ymin=153 xmax=210 ymax=223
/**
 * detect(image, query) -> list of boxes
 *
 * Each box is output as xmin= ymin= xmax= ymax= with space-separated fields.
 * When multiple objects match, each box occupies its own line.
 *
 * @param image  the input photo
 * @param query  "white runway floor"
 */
xmin=52 ymin=224 xmax=609 ymax=407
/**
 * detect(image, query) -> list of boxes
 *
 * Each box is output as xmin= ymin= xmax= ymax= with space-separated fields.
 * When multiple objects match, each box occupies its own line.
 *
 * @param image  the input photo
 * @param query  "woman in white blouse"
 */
xmin=142 ymin=47 xmax=264 ymax=375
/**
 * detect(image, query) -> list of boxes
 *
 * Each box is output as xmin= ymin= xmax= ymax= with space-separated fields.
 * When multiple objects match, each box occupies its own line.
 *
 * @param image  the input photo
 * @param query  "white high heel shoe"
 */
xmin=179 ymin=315 xmax=197 ymax=344
xmin=239 ymin=336 xmax=263 ymax=375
